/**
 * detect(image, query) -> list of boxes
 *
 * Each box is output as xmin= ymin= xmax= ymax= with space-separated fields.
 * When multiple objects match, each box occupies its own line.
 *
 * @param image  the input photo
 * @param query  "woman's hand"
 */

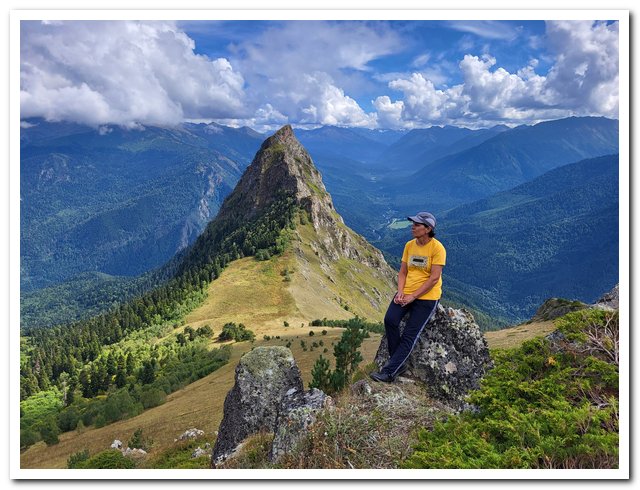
xmin=394 ymin=292 xmax=405 ymax=304
xmin=400 ymin=294 xmax=416 ymax=306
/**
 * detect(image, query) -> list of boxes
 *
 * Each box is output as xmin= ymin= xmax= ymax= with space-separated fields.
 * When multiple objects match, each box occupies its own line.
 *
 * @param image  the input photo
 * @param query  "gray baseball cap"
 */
xmin=407 ymin=211 xmax=436 ymax=229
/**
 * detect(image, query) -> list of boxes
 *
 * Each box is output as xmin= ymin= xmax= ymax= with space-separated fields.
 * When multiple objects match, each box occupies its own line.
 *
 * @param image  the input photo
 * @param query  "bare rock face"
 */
xmin=595 ymin=283 xmax=619 ymax=310
xmin=214 ymin=125 xmax=394 ymax=280
xmin=374 ymin=304 xmax=492 ymax=407
xmin=269 ymin=388 xmax=332 ymax=463
xmin=211 ymin=346 xmax=303 ymax=466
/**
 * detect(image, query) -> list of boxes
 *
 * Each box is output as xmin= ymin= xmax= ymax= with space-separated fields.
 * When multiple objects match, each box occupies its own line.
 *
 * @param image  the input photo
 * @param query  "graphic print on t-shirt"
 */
xmin=408 ymin=255 xmax=429 ymax=269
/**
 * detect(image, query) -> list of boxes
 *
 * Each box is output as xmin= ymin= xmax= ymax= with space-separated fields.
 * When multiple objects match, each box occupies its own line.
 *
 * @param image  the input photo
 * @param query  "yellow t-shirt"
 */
xmin=401 ymin=238 xmax=446 ymax=300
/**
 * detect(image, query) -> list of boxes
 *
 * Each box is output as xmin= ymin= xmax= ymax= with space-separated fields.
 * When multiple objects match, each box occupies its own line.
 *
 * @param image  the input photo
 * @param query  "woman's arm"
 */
xmin=394 ymin=261 xmax=409 ymax=304
xmin=400 ymin=265 xmax=443 ymax=305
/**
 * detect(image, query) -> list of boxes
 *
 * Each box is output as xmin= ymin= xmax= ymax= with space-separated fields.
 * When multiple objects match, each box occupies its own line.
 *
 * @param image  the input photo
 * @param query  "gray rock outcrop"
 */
xmin=595 ymin=283 xmax=619 ymax=310
xmin=269 ymin=388 xmax=331 ymax=463
xmin=529 ymin=297 xmax=588 ymax=322
xmin=175 ymin=428 xmax=205 ymax=442
xmin=374 ymin=304 xmax=492 ymax=406
xmin=211 ymin=346 xmax=304 ymax=466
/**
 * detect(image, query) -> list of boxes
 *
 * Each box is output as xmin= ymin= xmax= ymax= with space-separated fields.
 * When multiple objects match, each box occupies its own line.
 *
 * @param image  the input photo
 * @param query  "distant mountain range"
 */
xmin=385 ymin=116 xmax=619 ymax=217
xmin=20 ymin=116 xmax=620 ymax=328
xmin=20 ymin=118 xmax=264 ymax=291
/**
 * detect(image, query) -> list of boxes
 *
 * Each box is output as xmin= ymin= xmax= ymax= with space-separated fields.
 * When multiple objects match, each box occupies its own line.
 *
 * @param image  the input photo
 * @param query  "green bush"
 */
xmin=128 ymin=428 xmax=153 ymax=452
xmin=39 ymin=416 xmax=60 ymax=446
xmin=308 ymin=322 xmax=367 ymax=395
xmin=20 ymin=429 xmax=40 ymax=449
xmin=219 ymin=323 xmax=255 ymax=342
xmin=139 ymin=386 xmax=167 ymax=409
xmin=101 ymin=389 xmax=143 ymax=425
xmin=309 ymin=355 xmax=332 ymax=393
xmin=67 ymin=449 xmax=90 ymax=469
xmin=75 ymin=449 xmax=136 ymax=469
xmin=403 ymin=310 xmax=619 ymax=469
xmin=57 ymin=406 xmax=81 ymax=432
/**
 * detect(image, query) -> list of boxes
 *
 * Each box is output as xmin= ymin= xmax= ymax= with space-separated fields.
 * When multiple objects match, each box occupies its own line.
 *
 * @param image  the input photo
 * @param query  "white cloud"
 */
xmin=544 ymin=20 xmax=619 ymax=118
xmin=372 ymin=95 xmax=405 ymax=129
xmin=20 ymin=20 xmax=248 ymax=128
xmin=412 ymin=53 xmax=431 ymax=68
xmin=388 ymin=73 xmax=450 ymax=122
xmin=19 ymin=19 xmax=619 ymax=131
xmin=445 ymin=20 xmax=520 ymax=41
xmin=229 ymin=21 xmax=400 ymax=128
xmin=377 ymin=20 xmax=619 ymax=128
xmin=297 ymin=72 xmax=376 ymax=128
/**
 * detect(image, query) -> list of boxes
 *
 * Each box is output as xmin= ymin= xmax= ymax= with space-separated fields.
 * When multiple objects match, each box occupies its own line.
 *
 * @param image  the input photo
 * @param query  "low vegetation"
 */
xmin=404 ymin=309 xmax=619 ymax=469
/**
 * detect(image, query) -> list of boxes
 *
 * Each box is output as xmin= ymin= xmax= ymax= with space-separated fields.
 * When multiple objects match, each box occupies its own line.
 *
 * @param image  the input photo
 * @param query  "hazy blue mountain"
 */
xmin=408 ymin=124 xmax=510 ymax=170
xmin=347 ymin=127 xmax=408 ymax=146
xmin=374 ymin=125 xmax=507 ymax=175
xmin=293 ymin=126 xmax=405 ymax=237
xmin=374 ymin=154 xmax=619 ymax=326
xmin=386 ymin=117 xmax=618 ymax=216
xmin=294 ymin=125 xmax=395 ymax=164
xmin=20 ymin=119 xmax=263 ymax=291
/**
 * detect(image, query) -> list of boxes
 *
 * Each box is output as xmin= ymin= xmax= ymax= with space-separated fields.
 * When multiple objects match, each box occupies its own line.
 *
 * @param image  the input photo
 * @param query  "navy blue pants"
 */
xmin=382 ymin=298 xmax=439 ymax=376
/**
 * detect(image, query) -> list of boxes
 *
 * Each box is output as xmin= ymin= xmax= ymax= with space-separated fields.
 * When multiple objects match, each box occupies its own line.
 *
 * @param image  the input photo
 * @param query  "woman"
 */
xmin=370 ymin=211 xmax=446 ymax=382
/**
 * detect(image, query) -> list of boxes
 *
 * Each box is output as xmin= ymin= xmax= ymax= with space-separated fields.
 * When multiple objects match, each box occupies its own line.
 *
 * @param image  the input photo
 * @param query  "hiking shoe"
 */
xmin=369 ymin=371 xmax=395 ymax=383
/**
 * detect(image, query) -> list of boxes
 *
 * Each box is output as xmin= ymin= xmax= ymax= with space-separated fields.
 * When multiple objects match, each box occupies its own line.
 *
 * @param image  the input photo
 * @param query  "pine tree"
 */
xmin=309 ymin=355 xmax=332 ymax=393
xmin=125 ymin=353 xmax=135 ymax=376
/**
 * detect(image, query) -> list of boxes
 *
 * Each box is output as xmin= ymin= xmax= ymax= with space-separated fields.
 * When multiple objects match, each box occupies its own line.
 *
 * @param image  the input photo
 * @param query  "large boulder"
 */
xmin=211 ymin=346 xmax=303 ymax=465
xmin=374 ymin=304 xmax=492 ymax=407
xmin=269 ymin=388 xmax=331 ymax=463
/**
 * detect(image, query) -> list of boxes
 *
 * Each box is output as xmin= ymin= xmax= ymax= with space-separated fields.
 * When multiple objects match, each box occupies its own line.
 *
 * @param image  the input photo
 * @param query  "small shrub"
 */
xmin=67 ymin=449 xmax=90 ymax=469
xmin=128 ymin=428 xmax=153 ymax=452
xmin=402 ymin=310 xmax=619 ymax=469
xmin=76 ymin=449 xmax=136 ymax=469
xmin=20 ymin=429 xmax=39 ymax=449
xmin=39 ymin=417 xmax=60 ymax=446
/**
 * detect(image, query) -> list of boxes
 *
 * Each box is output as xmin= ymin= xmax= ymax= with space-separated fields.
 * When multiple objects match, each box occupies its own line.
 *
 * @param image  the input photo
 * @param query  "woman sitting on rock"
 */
xmin=370 ymin=211 xmax=446 ymax=383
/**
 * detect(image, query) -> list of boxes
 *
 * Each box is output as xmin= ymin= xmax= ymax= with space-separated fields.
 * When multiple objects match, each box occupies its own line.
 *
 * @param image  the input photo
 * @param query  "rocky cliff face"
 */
xmin=216 ymin=125 xmax=393 ymax=273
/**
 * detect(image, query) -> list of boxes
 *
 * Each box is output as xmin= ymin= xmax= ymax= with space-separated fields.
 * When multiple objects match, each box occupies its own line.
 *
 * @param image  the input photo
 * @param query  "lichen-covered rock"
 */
xmin=122 ymin=447 xmax=147 ymax=460
xmin=175 ymin=428 xmax=205 ymax=442
xmin=374 ymin=304 xmax=492 ymax=407
xmin=269 ymin=388 xmax=331 ymax=463
xmin=211 ymin=346 xmax=304 ymax=466
xmin=192 ymin=447 xmax=210 ymax=459
xmin=110 ymin=440 xmax=123 ymax=450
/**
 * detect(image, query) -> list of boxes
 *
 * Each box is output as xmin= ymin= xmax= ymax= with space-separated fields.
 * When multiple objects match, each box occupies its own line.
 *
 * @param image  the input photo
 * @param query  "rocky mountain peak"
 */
xmin=215 ymin=124 xmax=328 ymax=222
xmin=215 ymin=125 xmax=394 ymax=274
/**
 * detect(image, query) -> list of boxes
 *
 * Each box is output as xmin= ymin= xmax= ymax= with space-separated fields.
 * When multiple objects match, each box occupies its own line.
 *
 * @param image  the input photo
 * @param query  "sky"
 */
xmin=20 ymin=18 xmax=620 ymax=132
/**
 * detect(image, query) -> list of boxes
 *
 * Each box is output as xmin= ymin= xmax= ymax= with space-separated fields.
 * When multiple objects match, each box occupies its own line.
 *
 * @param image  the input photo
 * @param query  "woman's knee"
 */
xmin=384 ymin=303 xmax=404 ymax=328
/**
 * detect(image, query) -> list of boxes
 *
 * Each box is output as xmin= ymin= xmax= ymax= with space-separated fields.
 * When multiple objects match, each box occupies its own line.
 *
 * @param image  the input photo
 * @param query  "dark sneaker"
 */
xmin=369 ymin=371 xmax=395 ymax=383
